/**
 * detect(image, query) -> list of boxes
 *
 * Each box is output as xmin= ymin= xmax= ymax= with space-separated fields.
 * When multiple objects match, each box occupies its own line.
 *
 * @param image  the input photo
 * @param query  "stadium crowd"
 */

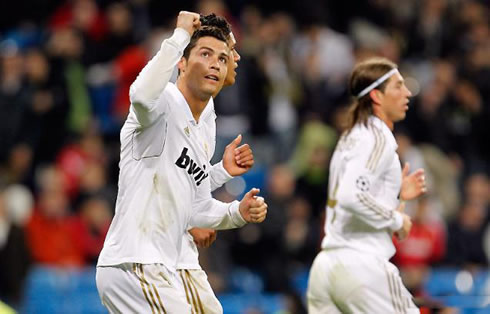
xmin=0 ymin=0 xmax=488 ymax=311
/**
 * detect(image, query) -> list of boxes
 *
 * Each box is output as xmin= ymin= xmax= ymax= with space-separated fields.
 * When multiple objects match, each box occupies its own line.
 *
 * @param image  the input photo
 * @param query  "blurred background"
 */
xmin=0 ymin=0 xmax=489 ymax=313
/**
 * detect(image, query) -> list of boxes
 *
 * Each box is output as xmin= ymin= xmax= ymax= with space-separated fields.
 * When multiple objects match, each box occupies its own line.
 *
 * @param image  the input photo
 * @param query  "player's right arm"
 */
xmin=333 ymin=128 xmax=406 ymax=233
xmin=129 ymin=11 xmax=200 ymax=127
xmin=188 ymin=228 xmax=216 ymax=248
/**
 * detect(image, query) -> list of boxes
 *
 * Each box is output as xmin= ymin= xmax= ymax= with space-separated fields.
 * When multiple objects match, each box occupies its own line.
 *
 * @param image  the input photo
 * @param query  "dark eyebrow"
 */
xmin=199 ymin=46 xmax=229 ymax=58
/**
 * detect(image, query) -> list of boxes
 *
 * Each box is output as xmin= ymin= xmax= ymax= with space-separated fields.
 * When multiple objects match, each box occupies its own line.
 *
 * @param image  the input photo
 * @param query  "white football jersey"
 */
xmin=321 ymin=116 xmax=404 ymax=259
xmin=177 ymin=161 xmax=233 ymax=270
xmin=98 ymin=28 xmax=246 ymax=271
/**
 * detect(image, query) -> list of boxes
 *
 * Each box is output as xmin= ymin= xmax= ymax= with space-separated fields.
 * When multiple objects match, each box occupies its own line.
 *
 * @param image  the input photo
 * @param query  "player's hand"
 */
xmin=177 ymin=11 xmax=201 ymax=36
xmin=394 ymin=201 xmax=412 ymax=240
xmin=400 ymin=162 xmax=427 ymax=201
xmin=239 ymin=188 xmax=267 ymax=223
xmin=396 ymin=200 xmax=406 ymax=213
xmin=222 ymin=134 xmax=254 ymax=176
xmin=189 ymin=228 xmax=217 ymax=248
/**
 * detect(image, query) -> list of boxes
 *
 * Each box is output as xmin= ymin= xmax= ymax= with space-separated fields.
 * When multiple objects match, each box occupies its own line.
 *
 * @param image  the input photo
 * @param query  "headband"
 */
xmin=357 ymin=68 xmax=398 ymax=98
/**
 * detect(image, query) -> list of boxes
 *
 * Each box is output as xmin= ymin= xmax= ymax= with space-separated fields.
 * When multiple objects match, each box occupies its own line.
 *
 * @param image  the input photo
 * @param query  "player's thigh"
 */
xmin=178 ymin=269 xmax=223 ymax=314
xmin=333 ymin=254 xmax=418 ymax=314
xmin=307 ymin=251 xmax=342 ymax=314
xmin=376 ymin=261 xmax=419 ymax=314
xmin=96 ymin=263 xmax=191 ymax=314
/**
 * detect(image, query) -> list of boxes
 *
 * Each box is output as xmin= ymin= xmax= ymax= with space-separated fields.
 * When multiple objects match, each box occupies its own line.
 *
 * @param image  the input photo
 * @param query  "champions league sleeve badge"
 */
xmin=356 ymin=175 xmax=370 ymax=192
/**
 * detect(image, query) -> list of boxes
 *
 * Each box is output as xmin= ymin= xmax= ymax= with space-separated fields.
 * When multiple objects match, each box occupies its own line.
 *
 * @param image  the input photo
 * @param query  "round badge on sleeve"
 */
xmin=356 ymin=176 xmax=370 ymax=192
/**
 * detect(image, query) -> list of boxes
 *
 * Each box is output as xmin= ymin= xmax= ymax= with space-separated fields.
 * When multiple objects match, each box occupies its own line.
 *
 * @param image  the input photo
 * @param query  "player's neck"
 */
xmin=373 ymin=111 xmax=394 ymax=130
xmin=212 ymin=82 xmax=229 ymax=98
xmin=188 ymin=100 xmax=207 ymax=123
xmin=177 ymin=80 xmax=209 ymax=123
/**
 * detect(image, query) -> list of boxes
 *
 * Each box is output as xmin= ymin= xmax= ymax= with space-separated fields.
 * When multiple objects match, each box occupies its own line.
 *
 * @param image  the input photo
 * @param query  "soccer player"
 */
xmin=176 ymin=14 xmax=245 ymax=314
xmin=96 ymin=11 xmax=267 ymax=313
xmin=307 ymin=57 xmax=427 ymax=313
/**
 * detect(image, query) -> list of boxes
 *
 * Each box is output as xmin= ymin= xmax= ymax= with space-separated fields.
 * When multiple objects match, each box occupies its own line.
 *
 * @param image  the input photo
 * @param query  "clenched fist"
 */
xmin=189 ymin=228 xmax=217 ymax=248
xmin=239 ymin=188 xmax=268 ymax=223
xmin=176 ymin=11 xmax=201 ymax=37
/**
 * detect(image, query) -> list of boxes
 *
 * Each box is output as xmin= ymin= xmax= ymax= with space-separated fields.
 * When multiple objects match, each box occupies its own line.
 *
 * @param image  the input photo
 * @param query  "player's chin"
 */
xmin=397 ymin=112 xmax=407 ymax=121
xmin=224 ymin=77 xmax=235 ymax=86
xmin=204 ymin=82 xmax=221 ymax=94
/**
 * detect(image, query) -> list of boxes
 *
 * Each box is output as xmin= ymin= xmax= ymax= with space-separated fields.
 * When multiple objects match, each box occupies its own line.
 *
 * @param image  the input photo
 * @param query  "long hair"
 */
xmin=346 ymin=57 xmax=397 ymax=131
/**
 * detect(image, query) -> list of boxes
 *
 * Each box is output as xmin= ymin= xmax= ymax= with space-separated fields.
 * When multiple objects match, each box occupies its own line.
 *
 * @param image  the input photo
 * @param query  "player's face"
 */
xmin=378 ymin=72 xmax=412 ymax=123
xmin=180 ymin=36 xmax=229 ymax=99
xmin=223 ymin=32 xmax=241 ymax=87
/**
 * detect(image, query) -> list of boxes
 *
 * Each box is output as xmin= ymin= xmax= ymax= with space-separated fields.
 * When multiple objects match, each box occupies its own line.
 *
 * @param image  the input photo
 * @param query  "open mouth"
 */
xmin=205 ymin=74 xmax=219 ymax=82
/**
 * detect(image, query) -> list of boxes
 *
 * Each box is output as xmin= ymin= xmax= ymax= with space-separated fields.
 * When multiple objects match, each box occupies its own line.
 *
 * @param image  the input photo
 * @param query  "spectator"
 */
xmin=25 ymin=166 xmax=83 ymax=266
xmin=70 ymin=196 xmax=111 ymax=264
xmin=445 ymin=200 xmax=488 ymax=269
xmin=0 ymin=187 xmax=31 ymax=307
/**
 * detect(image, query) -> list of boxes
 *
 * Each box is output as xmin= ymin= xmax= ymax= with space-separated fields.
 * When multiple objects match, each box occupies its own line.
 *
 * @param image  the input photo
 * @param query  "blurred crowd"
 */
xmin=0 ymin=0 xmax=489 ymax=310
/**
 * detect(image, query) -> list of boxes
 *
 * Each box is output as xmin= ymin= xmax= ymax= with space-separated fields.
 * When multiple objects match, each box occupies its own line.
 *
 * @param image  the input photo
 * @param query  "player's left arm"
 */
xmin=190 ymin=180 xmax=266 ymax=229
xmin=192 ymin=134 xmax=254 ymax=245
xmin=335 ymin=132 xmax=404 ymax=231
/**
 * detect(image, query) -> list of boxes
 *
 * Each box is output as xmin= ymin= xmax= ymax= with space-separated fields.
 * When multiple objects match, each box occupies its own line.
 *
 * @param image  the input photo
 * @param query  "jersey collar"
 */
xmin=166 ymin=82 xmax=214 ymax=125
xmin=369 ymin=115 xmax=398 ymax=150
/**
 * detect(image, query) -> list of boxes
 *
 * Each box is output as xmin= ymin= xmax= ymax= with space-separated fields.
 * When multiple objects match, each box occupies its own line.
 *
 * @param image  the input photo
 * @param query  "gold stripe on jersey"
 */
xmin=367 ymin=126 xmax=386 ymax=172
xmin=186 ymin=270 xmax=205 ymax=313
xmin=384 ymin=264 xmax=400 ymax=314
xmin=151 ymin=283 xmax=167 ymax=314
xmin=366 ymin=124 xmax=381 ymax=170
xmin=185 ymin=273 xmax=201 ymax=314
xmin=328 ymin=179 xmax=340 ymax=223
xmin=328 ymin=180 xmax=339 ymax=209
xmin=179 ymin=270 xmax=196 ymax=314
xmin=139 ymin=264 xmax=162 ymax=314
xmin=358 ymin=196 xmax=388 ymax=220
xmin=374 ymin=126 xmax=387 ymax=171
xmin=393 ymin=273 xmax=406 ymax=314
xmin=371 ymin=126 xmax=386 ymax=172
xmin=390 ymin=266 xmax=405 ymax=314
xmin=357 ymin=193 xmax=393 ymax=219
xmin=362 ymin=193 xmax=393 ymax=218
xmin=327 ymin=199 xmax=338 ymax=223
xmin=134 ymin=264 xmax=156 ymax=314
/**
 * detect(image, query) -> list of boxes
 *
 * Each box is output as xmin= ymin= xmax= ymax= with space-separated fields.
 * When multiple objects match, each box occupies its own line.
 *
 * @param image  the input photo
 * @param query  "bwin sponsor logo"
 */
xmin=175 ymin=147 xmax=208 ymax=186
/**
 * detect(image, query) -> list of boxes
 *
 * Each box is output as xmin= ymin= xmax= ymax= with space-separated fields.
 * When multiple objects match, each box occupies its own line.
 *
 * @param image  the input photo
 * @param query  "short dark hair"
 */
xmin=182 ymin=26 xmax=228 ymax=60
xmin=200 ymin=13 xmax=231 ymax=36
xmin=346 ymin=57 xmax=397 ymax=131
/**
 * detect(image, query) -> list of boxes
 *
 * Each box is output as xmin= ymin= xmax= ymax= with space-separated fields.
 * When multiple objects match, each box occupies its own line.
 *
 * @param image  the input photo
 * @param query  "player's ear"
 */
xmin=177 ymin=57 xmax=187 ymax=74
xmin=369 ymin=89 xmax=383 ymax=104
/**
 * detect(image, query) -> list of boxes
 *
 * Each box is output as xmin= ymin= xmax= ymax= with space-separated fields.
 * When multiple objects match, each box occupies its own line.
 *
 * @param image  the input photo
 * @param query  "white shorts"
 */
xmin=177 ymin=269 xmax=223 ymax=314
xmin=96 ymin=263 xmax=191 ymax=314
xmin=307 ymin=249 xmax=419 ymax=314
